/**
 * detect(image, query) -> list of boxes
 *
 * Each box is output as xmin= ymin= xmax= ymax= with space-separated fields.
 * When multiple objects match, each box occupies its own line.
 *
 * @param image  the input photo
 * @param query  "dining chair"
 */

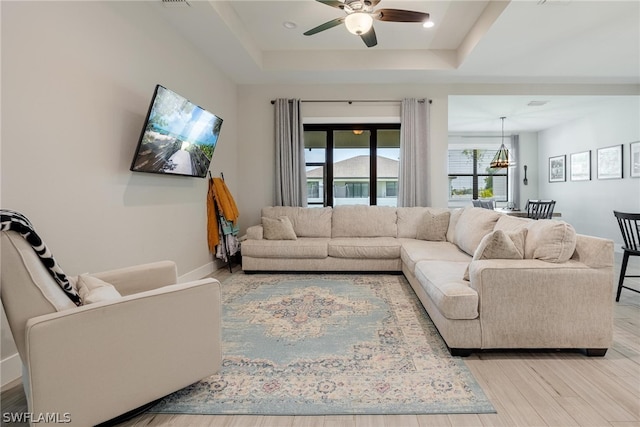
xmin=613 ymin=210 xmax=640 ymax=301
xmin=472 ymin=200 xmax=495 ymax=210
xmin=526 ymin=199 xmax=556 ymax=220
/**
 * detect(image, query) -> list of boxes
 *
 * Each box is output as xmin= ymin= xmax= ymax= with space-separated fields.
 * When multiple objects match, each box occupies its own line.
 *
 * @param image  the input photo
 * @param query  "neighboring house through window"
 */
xmin=304 ymin=124 xmax=400 ymax=207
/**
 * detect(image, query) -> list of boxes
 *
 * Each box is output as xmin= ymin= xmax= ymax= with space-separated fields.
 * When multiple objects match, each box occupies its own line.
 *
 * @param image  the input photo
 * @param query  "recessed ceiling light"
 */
xmin=283 ymin=21 xmax=297 ymax=30
xmin=422 ymin=20 xmax=435 ymax=28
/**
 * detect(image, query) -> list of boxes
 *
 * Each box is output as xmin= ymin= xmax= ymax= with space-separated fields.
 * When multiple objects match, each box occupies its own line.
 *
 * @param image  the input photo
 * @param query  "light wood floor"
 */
xmin=2 ymin=255 xmax=639 ymax=427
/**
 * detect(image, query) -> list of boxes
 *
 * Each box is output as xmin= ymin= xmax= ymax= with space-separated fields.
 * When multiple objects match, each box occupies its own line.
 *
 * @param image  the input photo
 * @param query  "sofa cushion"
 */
xmin=246 ymin=224 xmax=264 ymax=240
xmin=241 ymin=238 xmax=329 ymax=259
xmin=328 ymin=238 xmax=401 ymax=259
xmin=416 ymin=210 xmax=450 ymax=241
xmin=262 ymin=216 xmax=297 ymax=240
xmin=332 ymin=205 xmax=397 ymax=238
xmin=494 ymin=215 xmax=531 ymax=232
xmin=525 ymin=220 xmax=577 ymax=263
xmin=400 ymin=240 xmax=472 ymax=273
xmin=414 ymin=260 xmax=479 ymax=320
xmin=261 ymin=206 xmax=332 ymax=238
xmin=77 ymin=274 xmax=121 ymax=305
xmin=453 ymin=207 xmax=501 ymax=256
xmin=397 ymin=207 xmax=449 ymax=238
xmin=446 ymin=208 xmax=463 ymax=243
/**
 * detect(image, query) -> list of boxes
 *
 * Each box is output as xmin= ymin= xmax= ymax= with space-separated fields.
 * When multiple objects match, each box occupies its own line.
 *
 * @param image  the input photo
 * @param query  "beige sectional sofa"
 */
xmin=242 ymin=205 xmax=614 ymax=356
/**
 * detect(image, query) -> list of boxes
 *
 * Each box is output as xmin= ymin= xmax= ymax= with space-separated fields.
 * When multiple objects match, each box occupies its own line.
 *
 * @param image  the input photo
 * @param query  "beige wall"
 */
xmin=1 ymin=1 xmax=238 ymax=375
xmin=1 ymin=1 xmax=238 ymax=276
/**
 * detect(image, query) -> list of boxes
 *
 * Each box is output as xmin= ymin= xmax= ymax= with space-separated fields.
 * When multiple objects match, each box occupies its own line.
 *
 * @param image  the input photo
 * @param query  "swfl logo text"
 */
xmin=2 ymin=412 xmax=71 ymax=424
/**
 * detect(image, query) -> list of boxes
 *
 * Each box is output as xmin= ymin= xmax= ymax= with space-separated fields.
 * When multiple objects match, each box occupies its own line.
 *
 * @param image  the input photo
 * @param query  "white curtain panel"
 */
xmin=275 ymin=99 xmax=307 ymax=207
xmin=398 ymin=98 xmax=430 ymax=207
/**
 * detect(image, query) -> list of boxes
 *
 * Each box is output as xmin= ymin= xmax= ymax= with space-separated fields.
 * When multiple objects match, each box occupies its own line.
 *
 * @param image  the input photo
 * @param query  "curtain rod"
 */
xmin=270 ymin=99 xmax=431 ymax=105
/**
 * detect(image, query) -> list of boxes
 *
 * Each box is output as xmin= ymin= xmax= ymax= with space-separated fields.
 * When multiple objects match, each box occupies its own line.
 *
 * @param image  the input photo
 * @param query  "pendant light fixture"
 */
xmin=490 ymin=116 xmax=510 ymax=169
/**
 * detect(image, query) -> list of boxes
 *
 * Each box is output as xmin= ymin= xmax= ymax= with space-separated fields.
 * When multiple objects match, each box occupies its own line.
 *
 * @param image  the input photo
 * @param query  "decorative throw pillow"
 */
xmin=463 ymin=229 xmax=527 ymax=281
xmin=262 ymin=216 xmax=297 ymax=240
xmin=77 ymin=274 xmax=122 ymax=305
xmin=416 ymin=211 xmax=450 ymax=241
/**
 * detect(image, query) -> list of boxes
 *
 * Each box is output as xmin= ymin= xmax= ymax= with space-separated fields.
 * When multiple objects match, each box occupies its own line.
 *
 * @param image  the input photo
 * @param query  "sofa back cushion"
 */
xmin=524 ymin=219 xmax=577 ymax=263
xmin=446 ymin=208 xmax=463 ymax=243
xmin=495 ymin=215 xmax=577 ymax=262
xmin=453 ymin=207 xmax=501 ymax=255
xmin=261 ymin=207 xmax=332 ymax=238
xmin=494 ymin=215 xmax=577 ymax=263
xmin=493 ymin=215 xmax=531 ymax=232
xmin=1 ymin=231 xmax=78 ymax=358
xmin=332 ymin=205 xmax=397 ymax=238
xmin=397 ymin=207 xmax=450 ymax=240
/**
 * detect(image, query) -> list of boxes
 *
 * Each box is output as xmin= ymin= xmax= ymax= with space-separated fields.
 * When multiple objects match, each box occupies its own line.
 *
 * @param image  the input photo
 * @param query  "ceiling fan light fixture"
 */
xmin=344 ymin=12 xmax=373 ymax=35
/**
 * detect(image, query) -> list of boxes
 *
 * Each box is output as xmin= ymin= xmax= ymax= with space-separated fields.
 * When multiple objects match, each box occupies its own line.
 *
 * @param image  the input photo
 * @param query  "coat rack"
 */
xmin=209 ymin=171 xmax=238 ymax=272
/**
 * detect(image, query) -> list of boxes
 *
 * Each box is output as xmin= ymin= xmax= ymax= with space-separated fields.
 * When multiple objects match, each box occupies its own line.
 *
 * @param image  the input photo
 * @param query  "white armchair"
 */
xmin=1 ymin=230 xmax=222 ymax=426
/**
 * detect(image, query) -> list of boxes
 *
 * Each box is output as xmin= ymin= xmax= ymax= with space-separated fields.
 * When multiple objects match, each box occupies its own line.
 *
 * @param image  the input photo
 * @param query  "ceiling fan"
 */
xmin=303 ymin=0 xmax=430 ymax=48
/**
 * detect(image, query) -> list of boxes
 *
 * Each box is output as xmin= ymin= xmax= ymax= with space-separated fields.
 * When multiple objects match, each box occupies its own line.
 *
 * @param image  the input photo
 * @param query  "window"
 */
xmin=304 ymin=124 xmax=400 ymax=207
xmin=448 ymin=149 xmax=508 ymax=204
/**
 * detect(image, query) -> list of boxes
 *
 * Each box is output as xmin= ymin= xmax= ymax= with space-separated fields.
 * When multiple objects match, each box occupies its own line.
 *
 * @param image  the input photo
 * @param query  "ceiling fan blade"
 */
xmin=360 ymin=26 xmax=377 ymax=47
xmin=304 ymin=17 xmax=345 ymax=36
xmin=375 ymin=9 xmax=429 ymax=22
xmin=314 ymin=0 xmax=345 ymax=9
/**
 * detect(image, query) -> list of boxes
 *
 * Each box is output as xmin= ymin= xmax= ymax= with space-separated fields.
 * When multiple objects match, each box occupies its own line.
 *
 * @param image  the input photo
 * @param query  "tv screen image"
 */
xmin=130 ymin=85 xmax=223 ymax=178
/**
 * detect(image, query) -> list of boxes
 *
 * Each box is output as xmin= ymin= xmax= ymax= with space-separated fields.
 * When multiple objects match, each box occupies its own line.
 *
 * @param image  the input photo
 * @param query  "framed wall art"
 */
xmin=570 ymin=150 xmax=591 ymax=181
xmin=597 ymin=144 xmax=623 ymax=180
xmin=549 ymin=155 xmax=566 ymax=182
xmin=631 ymin=141 xmax=640 ymax=178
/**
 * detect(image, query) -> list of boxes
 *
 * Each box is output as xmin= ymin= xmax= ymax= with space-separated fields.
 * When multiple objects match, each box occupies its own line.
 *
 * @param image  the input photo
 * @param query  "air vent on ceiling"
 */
xmin=162 ymin=0 xmax=190 ymax=7
xmin=528 ymin=100 xmax=549 ymax=107
xmin=537 ymin=0 xmax=572 ymax=5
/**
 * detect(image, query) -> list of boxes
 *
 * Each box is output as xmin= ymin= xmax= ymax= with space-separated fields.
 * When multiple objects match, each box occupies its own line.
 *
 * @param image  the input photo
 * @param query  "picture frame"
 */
xmin=597 ymin=144 xmax=623 ymax=180
xmin=631 ymin=141 xmax=640 ymax=178
xmin=570 ymin=150 xmax=591 ymax=181
xmin=549 ymin=155 xmax=566 ymax=182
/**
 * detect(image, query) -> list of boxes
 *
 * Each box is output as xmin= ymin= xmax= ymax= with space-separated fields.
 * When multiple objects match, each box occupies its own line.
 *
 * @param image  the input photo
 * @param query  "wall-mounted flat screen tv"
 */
xmin=130 ymin=85 xmax=223 ymax=178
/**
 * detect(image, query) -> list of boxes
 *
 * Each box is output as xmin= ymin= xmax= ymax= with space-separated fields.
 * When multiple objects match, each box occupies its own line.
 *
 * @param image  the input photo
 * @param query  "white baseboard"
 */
xmin=1 ymin=353 xmax=22 ymax=388
xmin=178 ymin=260 xmax=223 ymax=283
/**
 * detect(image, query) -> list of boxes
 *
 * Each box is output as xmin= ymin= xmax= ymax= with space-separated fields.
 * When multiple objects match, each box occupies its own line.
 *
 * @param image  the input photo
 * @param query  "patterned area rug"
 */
xmin=149 ymin=273 xmax=495 ymax=415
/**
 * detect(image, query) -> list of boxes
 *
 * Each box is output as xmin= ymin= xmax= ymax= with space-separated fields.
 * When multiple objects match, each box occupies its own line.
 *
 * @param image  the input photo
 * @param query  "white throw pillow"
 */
xmin=262 ymin=216 xmax=297 ymax=240
xmin=77 ymin=274 xmax=122 ymax=305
